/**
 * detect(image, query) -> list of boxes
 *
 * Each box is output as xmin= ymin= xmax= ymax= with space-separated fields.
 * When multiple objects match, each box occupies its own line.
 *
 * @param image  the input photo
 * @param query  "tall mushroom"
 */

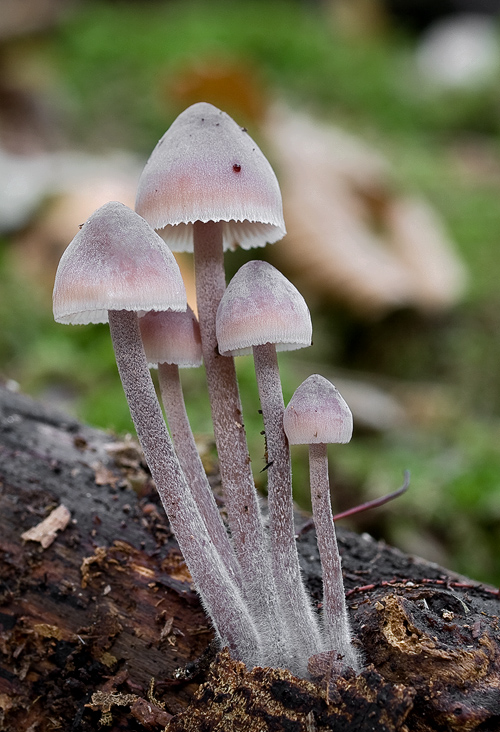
xmin=139 ymin=306 xmax=241 ymax=586
xmin=216 ymin=260 xmax=322 ymax=676
xmin=135 ymin=103 xmax=287 ymax=665
xmin=283 ymin=374 xmax=362 ymax=673
xmin=52 ymin=201 xmax=262 ymax=666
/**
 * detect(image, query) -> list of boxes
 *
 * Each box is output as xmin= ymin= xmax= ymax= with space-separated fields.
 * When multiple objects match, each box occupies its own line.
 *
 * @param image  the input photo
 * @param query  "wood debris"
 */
xmin=21 ymin=504 xmax=71 ymax=548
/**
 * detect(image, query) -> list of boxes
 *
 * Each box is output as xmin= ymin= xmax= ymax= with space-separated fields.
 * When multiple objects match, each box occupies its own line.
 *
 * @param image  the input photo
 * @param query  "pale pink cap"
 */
xmin=53 ymin=201 xmax=187 ymax=324
xmin=216 ymin=260 xmax=311 ymax=356
xmin=139 ymin=306 xmax=202 ymax=368
xmin=283 ymin=374 xmax=353 ymax=445
xmin=135 ymin=102 xmax=286 ymax=252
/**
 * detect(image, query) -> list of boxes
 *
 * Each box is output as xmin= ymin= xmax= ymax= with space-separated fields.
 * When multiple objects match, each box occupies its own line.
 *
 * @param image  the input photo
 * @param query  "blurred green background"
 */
xmin=1 ymin=0 xmax=500 ymax=586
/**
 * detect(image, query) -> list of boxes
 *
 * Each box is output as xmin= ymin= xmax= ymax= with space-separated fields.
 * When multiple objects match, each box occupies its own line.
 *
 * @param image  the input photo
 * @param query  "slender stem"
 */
xmin=108 ymin=309 xmax=262 ymax=666
xmin=157 ymin=361 xmax=242 ymax=587
xmin=309 ymin=442 xmax=361 ymax=672
xmin=192 ymin=221 xmax=289 ymax=670
xmin=253 ymin=343 xmax=323 ymax=674
xmin=296 ymin=471 xmax=411 ymax=538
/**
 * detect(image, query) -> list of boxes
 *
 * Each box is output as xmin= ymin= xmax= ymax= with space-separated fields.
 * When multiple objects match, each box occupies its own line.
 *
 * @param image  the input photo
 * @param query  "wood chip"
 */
xmin=21 ymin=504 xmax=71 ymax=548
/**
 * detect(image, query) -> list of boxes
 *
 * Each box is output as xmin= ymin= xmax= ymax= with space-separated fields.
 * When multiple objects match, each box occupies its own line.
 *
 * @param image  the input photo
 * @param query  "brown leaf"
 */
xmin=21 ymin=504 xmax=71 ymax=549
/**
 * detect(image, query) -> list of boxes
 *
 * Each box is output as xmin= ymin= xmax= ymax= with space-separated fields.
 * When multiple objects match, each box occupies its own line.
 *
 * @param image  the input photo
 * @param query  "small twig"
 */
xmin=420 ymin=578 xmax=499 ymax=597
xmin=346 ymin=576 xmax=500 ymax=598
xmin=297 ymin=471 xmax=410 ymax=538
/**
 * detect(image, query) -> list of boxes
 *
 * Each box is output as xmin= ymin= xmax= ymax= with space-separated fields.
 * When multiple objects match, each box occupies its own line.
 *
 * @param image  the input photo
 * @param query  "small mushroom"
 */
xmin=136 ymin=103 xmax=287 ymax=665
xmin=53 ymin=202 xmax=186 ymax=325
xmin=216 ymin=260 xmax=322 ymax=676
xmin=135 ymin=102 xmax=285 ymax=253
xmin=139 ymin=306 xmax=241 ymax=586
xmin=283 ymin=374 xmax=362 ymax=673
xmin=53 ymin=201 xmax=261 ymax=665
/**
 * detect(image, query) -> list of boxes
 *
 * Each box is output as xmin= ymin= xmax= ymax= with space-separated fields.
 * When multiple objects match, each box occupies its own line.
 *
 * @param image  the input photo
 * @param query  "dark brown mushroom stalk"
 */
xmin=52 ymin=201 xmax=262 ymax=666
xmin=283 ymin=374 xmax=362 ymax=674
xmin=135 ymin=103 xmax=288 ymax=664
xmin=216 ymin=260 xmax=322 ymax=676
xmin=139 ymin=306 xmax=241 ymax=587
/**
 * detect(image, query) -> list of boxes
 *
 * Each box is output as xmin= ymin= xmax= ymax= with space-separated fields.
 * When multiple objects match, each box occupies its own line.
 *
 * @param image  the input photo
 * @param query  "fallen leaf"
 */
xmin=21 ymin=504 xmax=71 ymax=549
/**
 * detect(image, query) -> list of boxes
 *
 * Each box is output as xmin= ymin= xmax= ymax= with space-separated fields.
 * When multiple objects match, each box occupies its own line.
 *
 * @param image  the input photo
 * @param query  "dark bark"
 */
xmin=0 ymin=384 xmax=498 ymax=731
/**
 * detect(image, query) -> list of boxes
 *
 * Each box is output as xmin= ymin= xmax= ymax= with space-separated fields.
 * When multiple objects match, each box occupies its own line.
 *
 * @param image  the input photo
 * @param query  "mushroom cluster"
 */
xmin=53 ymin=103 xmax=362 ymax=678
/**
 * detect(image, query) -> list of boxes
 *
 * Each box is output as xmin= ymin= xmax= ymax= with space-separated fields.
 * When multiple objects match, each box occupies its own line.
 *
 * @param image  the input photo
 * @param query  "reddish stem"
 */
xmin=192 ymin=221 xmax=288 ymax=669
xmin=108 ymin=308 xmax=261 ymax=665
xmin=297 ymin=471 xmax=410 ymax=538
xmin=309 ymin=442 xmax=361 ymax=672
xmin=157 ymin=361 xmax=242 ymax=587
xmin=253 ymin=342 xmax=322 ymax=675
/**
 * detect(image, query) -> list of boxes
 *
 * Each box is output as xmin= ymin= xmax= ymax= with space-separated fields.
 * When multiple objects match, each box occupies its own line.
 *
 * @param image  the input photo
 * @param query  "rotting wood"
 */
xmin=0 ymin=384 xmax=498 ymax=731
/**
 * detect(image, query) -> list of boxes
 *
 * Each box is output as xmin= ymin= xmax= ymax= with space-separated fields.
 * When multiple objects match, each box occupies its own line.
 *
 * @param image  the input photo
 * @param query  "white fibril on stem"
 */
xmin=139 ymin=307 xmax=242 ymax=587
xmin=52 ymin=201 xmax=262 ymax=666
xmin=53 ymin=104 xmax=366 ymax=680
xmin=217 ymin=261 xmax=324 ymax=676
xmin=135 ymin=103 xmax=291 ymax=669
xmin=192 ymin=219 xmax=260 ymax=588
xmin=284 ymin=374 xmax=362 ymax=673
xmin=109 ymin=310 xmax=260 ymax=664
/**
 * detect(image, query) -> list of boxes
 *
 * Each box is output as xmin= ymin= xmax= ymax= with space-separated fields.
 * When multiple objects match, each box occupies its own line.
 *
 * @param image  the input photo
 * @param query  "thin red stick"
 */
xmin=297 ymin=471 xmax=410 ymax=538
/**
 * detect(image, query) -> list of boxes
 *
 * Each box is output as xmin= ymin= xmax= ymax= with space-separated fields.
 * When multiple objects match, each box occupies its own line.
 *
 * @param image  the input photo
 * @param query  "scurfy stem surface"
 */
xmin=158 ymin=361 xmax=242 ymax=587
xmin=108 ymin=309 xmax=261 ymax=666
xmin=192 ymin=221 xmax=290 ymax=670
xmin=253 ymin=343 xmax=323 ymax=674
xmin=309 ymin=442 xmax=361 ymax=672
xmin=297 ymin=471 xmax=410 ymax=538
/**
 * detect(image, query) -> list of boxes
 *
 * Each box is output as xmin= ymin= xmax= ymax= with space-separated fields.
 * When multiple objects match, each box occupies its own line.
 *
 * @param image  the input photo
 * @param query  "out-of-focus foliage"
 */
xmin=51 ymin=1 xmax=500 ymax=147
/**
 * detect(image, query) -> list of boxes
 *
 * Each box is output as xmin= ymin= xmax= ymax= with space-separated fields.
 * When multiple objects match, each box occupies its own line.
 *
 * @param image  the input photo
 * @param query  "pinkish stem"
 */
xmin=192 ymin=221 xmax=290 ymax=670
xmin=309 ymin=442 xmax=361 ymax=672
xmin=108 ymin=308 xmax=261 ymax=666
xmin=297 ymin=472 xmax=410 ymax=538
xmin=253 ymin=342 xmax=322 ymax=675
xmin=157 ymin=361 xmax=242 ymax=587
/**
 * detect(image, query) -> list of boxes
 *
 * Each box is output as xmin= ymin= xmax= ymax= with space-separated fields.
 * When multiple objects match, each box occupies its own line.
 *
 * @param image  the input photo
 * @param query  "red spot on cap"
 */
xmin=233 ymin=163 xmax=242 ymax=173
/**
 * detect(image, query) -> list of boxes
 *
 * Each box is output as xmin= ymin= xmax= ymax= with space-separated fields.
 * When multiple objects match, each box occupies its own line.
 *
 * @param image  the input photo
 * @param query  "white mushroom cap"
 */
xmin=135 ymin=102 xmax=286 ymax=252
xmin=216 ymin=260 xmax=312 ymax=357
xmin=53 ymin=201 xmax=186 ymax=324
xmin=139 ymin=306 xmax=202 ymax=369
xmin=283 ymin=374 xmax=353 ymax=445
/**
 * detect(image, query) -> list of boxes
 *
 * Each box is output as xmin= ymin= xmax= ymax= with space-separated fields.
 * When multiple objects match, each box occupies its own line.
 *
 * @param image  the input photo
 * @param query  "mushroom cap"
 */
xmin=283 ymin=374 xmax=353 ymax=445
xmin=135 ymin=102 xmax=286 ymax=252
xmin=53 ymin=201 xmax=186 ymax=324
xmin=216 ymin=260 xmax=311 ymax=356
xmin=139 ymin=305 xmax=202 ymax=368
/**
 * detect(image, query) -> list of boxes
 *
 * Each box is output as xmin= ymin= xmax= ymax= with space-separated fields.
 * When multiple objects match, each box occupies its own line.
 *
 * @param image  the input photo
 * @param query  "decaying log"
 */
xmin=0 ymin=384 xmax=498 ymax=731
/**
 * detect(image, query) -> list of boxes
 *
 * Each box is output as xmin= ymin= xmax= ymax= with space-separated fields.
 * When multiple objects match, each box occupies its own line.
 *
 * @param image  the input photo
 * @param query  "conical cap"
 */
xmin=53 ymin=201 xmax=186 ymax=324
xmin=216 ymin=260 xmax=311 ymax=356
xmin=136 ymin=103 xmax=286 ymax=252
xmin=283 ymin=374 xmax=353 ymax=445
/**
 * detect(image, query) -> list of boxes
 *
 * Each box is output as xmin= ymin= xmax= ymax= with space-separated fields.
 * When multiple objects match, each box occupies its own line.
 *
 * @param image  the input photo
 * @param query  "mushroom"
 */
xmin=139 ymin=306 xmax=241 ymax=586
xmin=135 ymin=102 xmax=285 ymax=254
xmin=283 ymin=374 xmax=362 ymax=673
xmin=216 ymin=260 xmax=322 ymax=676
xmin=135 ymin=103 xmax=287 ymax=666
xmin=53 ymin=201 xmax=262 ymax=666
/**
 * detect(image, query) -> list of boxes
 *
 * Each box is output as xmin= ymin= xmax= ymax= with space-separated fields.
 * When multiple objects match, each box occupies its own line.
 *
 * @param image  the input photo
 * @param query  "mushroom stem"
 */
xmin=308 ymin=442 xmax=361 ymax=672
xmin=253 ymin=342 xmax=323 ymax=673
xmin=157 ymin=361 xmax=242 ymax=587
xmin=192 ymin=221 xmax=288 ymax=669
xmin=108 ymin=308 xmax=262 ymax=666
